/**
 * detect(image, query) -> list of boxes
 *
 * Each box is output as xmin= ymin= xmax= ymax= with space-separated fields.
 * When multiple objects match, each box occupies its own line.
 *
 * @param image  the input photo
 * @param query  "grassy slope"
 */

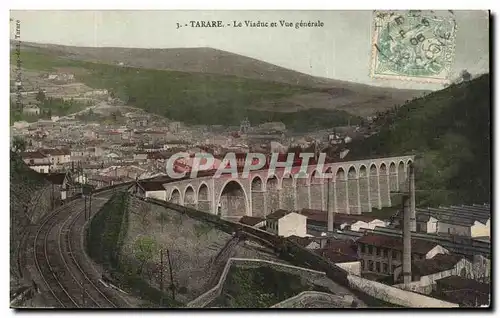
xmin=87 ymin=192 xmax=183 ymax=307
xmin=12 ymin=50 xmax=360 ymax=131
xmin=348 ymin=74 xmax=491 ymax=207
xmin=10 ymin=153 xmax=51 ymax=281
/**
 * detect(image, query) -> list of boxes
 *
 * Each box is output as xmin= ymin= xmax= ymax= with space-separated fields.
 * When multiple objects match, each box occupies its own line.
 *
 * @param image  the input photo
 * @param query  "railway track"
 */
xmin=32 ymin=187 xmax=126 ymax=308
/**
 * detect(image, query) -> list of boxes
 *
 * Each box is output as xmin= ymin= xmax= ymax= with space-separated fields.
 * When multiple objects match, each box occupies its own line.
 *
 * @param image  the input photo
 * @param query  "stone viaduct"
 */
xmin=161 ymin=155 xmax=414 ymax=218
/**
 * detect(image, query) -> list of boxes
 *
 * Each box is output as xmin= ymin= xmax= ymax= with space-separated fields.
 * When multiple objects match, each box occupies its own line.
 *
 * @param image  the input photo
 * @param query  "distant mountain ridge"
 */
xmin=14 ymin=41 xmax=425 ymax=117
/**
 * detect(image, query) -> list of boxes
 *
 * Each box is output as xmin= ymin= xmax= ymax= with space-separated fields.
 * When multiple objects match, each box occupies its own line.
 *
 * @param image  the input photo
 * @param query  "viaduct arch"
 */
xmin=163 ymin=155 xmax=414 ymax=220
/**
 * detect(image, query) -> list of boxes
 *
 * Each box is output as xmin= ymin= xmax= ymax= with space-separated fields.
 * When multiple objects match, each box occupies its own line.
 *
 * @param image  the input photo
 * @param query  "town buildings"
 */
xmin=22 ymin=105 xmax=40 ymax=116
xmin=356 ymin=233 xmax=449 ymax=275
xmin=413 ymin=205 xmax=490 ymax=238
xmin=21 ymin=151 xmax=51 ymax=173
xmin=300 ymin=208 xmax=388 ymax=232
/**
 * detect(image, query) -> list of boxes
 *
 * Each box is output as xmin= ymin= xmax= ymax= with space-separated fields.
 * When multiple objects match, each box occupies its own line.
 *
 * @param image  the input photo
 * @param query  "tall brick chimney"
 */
xmin=327 ymin=181 xmax=333 ymax=232
xmin=409 ymin=163 xmax=416 ymax=232
xmin=402 ymin=193 xmax=412 ymax=285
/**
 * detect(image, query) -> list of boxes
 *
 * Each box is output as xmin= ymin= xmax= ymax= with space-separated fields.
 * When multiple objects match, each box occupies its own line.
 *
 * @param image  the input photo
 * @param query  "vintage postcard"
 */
xmin=10 ymin=10 xmax=490 ymax=309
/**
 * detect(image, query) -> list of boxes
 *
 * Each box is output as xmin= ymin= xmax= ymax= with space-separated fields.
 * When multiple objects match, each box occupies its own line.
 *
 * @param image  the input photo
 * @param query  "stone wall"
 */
xmin=310 ymin=183 xmax=323 ymax=211
xmin=296 ymin=186 xmax=309 ymax=211
xmin=187 ymin=258 xmax=330 ymax=308
xmin=347 ymin=275 xmax=458 ymax=308
xmin=121 ymin=196 xmax=233 ymax=304
xmin=270 ymin=291 xmax=357 ymax=308
xmin=251 ymin=191 xmax=266 ymax=217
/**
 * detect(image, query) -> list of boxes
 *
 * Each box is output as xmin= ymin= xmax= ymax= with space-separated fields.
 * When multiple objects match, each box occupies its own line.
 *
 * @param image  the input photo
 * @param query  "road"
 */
xmin=25 ymin=188 xmax=131 ymax=308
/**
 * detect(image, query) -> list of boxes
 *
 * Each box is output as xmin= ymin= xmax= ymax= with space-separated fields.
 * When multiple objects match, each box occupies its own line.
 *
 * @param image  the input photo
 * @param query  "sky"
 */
xmin=10 ymin=10 xmax=490 ymax=90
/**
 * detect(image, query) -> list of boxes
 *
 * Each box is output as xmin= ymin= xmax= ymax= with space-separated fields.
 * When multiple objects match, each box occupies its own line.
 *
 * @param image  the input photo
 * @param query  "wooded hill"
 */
xmin=348 ymin=74 xmax=491 ymax=207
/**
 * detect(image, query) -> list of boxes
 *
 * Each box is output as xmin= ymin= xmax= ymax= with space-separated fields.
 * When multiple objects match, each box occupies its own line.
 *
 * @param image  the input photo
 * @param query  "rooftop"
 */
xmin=21 ymin=151 xmax=46 ymax=159
xmin=356 ymin=233 xmax=442 ymax=255
xmin=138 ymin=181 xmax=166 ymax=192
xmin=323 ymin=239 xmax=358 ymax=255
xmin=288 ymin=235 xmax=316 ymax=248
xmin=300 ymin=209 xmax=383 ymax=224
xmin=436 ymin=275 xmax=490 ymax=295
xmin=266 ymin=209 xmax=292 ymax=220
xmin=411 ymin=254 xmax=464 ymax=277
xmin=40 ymin=148 xmax=70 ymax=156
xmin=239 ymin=216 xmax=265 ymax=226
xmin=44 ymin=172 xmax=68 ymax=185
xmin=407 ymin=204 xmax=490 ymax=226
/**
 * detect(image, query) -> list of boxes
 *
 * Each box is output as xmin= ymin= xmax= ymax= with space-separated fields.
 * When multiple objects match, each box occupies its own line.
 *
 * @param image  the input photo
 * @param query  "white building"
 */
xmin=348 ymin=219 xmax=387 ymax=232
xmin=40 ymin=148 xmax=71 ymax=166
xmin=23 ymin=105 xmax=40 ymax=116
xmin=135 ymin=181 xmax=167 ymax=200
xmin=21 ymin=151 xmax=52 ymax=173
xmin=83 ymin=89 xmax=108 ymax=97
xmin=415 ymin=206 xmax=491 ymax=238
xmin=266 ymin=210 xmax=307 ymax=238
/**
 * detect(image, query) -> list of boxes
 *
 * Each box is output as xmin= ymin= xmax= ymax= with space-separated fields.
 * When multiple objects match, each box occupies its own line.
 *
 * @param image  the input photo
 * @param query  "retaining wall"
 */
xmin=347 ymin=275 xmax=458 ymax=308
xmin=186 ymin=258 xmax=327 ymax=308
xmin=271 ymin=291 xmax=356 ymax=308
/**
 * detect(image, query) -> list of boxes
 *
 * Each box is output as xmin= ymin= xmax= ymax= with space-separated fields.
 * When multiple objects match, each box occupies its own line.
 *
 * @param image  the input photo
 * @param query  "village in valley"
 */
xmin=10 ymin=10 xmax=491 ymax=309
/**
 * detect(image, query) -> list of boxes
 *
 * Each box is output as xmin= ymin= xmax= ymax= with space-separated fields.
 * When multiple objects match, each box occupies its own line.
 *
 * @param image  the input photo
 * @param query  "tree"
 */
xmin=133 ymin=236 xmax=157 ymax=275
xmin=35 ymin=89 xmax=46 ymax=103
xmin=12 ymin=136 xmax=27 ymax=153
xmin=461 ymin=69 xmax=472 ymax=82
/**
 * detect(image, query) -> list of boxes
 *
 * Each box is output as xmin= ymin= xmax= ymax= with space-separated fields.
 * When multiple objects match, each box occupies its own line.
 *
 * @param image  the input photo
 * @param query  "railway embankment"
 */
xmin=10 ymin=153 xmax=54 ymax=300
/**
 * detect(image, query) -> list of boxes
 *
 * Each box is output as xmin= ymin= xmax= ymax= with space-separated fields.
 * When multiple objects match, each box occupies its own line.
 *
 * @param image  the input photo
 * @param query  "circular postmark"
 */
xmin=373 ymin=11 xmax=457 ymax=79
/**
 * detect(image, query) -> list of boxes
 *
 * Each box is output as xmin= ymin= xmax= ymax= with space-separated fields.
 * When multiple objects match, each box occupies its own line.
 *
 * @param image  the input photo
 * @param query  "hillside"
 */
xmin=347 ymin=74 xmax=491 ymax=207
xmin=12 ymin=42 xmax=424 ymax=122
xmin=10 ymin=153 xmax=53 ymax=286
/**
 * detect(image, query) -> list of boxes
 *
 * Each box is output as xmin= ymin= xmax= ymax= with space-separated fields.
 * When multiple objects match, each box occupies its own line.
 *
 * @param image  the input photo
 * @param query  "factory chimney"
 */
xmin=402 ymin=193 xmax=412 ymax=285
xmin=327 ymin=181 xmax=333 ymax=232
xmin=409 ymin=163 xmax=416 ymax=232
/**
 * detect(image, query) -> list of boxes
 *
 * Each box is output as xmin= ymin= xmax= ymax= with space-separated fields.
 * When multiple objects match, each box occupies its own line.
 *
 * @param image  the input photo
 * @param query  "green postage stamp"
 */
xmin=370 ymin=10 xmax=457 ymax=83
